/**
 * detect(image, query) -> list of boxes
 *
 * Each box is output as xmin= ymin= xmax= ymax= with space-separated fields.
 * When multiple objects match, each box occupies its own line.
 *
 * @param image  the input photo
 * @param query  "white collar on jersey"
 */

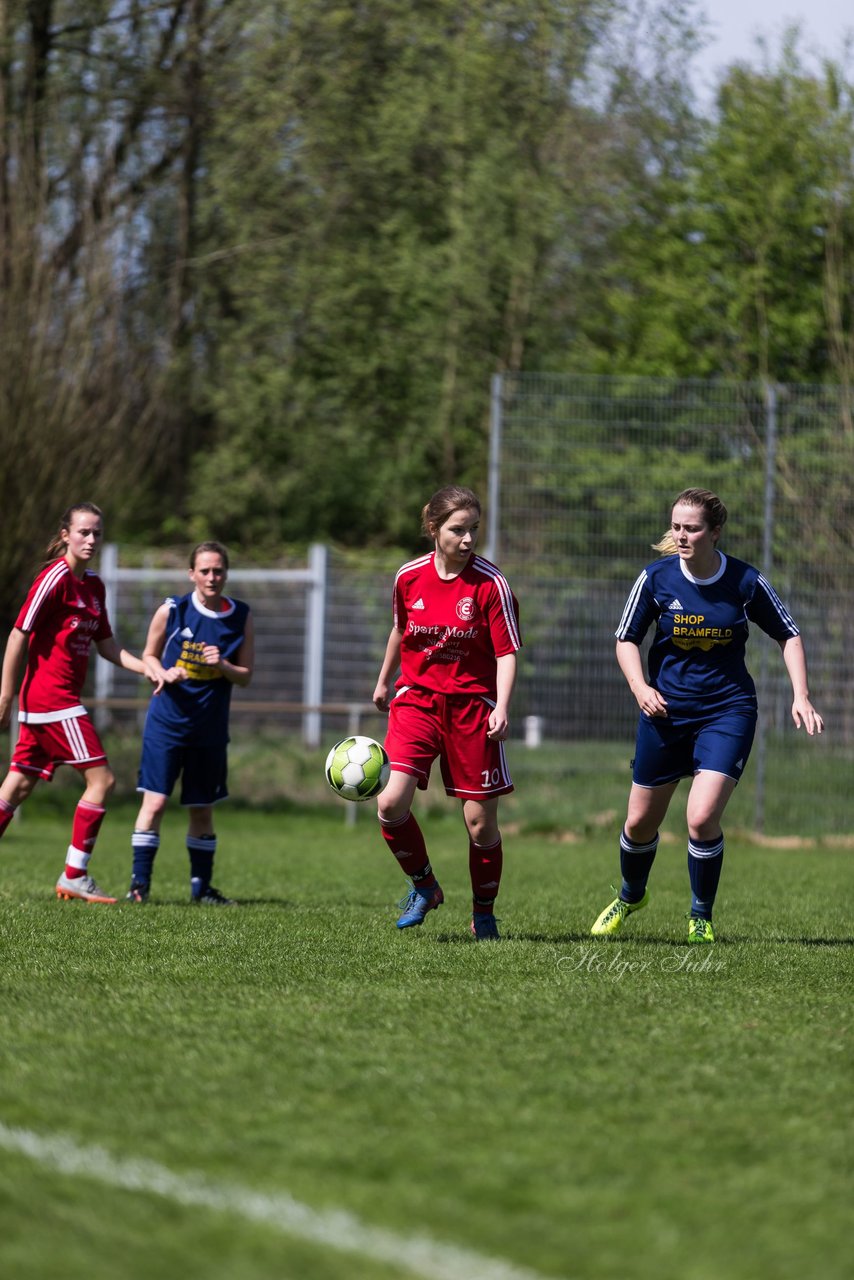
xmin=192 ymin=591 xmax=235 ymax=619
xmin=679 ymin=551 xmax=727 ymax=586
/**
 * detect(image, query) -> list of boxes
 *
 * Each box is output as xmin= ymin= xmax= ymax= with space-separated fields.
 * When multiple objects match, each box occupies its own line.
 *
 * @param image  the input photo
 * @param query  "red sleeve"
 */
xmin=484 ymin=579 xmax=522 ymax=658
xmin=92 ymin=577 xmax=114 ymax=642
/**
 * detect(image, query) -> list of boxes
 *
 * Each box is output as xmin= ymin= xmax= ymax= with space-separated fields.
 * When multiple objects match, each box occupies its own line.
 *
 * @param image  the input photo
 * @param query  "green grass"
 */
xmin=43 ymin=728 xmax=854 ymax=840
xmin=0 ymin=800 xmax=851 ymax=1280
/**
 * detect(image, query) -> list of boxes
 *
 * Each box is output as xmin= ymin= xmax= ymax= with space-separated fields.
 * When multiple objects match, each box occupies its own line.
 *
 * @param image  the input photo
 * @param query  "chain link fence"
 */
xmin=92 ymin=373 xmax=852 ymax=834
xmin=487 ymin=373 xmax=854 ymax=834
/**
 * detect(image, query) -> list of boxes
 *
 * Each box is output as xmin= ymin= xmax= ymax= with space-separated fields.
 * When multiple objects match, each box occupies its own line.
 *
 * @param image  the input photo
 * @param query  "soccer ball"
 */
xmin=325 ymin=735 xmax=390 ymax=802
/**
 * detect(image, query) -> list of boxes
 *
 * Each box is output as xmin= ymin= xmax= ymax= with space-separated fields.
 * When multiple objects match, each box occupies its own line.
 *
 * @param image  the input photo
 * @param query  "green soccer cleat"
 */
xmin=590 ymin=889 xmax=649 ymax=937
xmin=687 ymin=916 xmax=715 ymax=944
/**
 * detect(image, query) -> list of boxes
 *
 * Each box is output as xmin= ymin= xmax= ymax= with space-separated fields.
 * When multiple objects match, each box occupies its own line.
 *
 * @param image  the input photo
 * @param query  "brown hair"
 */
xmin=190 ymin=540 xmax=230 ymax=570
xmin=44 ymin=502 xmax=104 ymax=562
xmin=653 ymin=488 xmax=728 ymax=555
xmin=420 ymin=486 xmax=481 ymax=539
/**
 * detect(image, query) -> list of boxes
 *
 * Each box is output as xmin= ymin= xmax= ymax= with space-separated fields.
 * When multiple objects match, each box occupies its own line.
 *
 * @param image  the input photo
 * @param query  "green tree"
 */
xmin=186 ymin=0 xmax=620 ymax=548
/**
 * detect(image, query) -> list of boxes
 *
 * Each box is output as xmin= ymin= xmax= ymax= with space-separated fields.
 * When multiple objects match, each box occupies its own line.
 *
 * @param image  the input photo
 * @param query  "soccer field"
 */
xmin=0 ymin=803 xmax=850 ymax=1280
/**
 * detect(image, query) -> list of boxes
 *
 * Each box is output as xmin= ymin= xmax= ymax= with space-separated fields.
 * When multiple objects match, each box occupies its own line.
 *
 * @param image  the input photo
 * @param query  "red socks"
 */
xmin=379 ymin=811 xmax=437 ymax=886
xmin=470 ymin=836 xmax=503 ymax=913
xmin=65 ymin=801 xmax=106 ymax=878
xmin=0 ymin=798 xmax=15 ymax=838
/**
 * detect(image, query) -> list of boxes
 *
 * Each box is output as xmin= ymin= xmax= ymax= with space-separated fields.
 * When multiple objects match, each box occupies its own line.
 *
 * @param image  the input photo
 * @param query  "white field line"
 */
xmin=0 ymin=1123 xmax=562 ymax=1280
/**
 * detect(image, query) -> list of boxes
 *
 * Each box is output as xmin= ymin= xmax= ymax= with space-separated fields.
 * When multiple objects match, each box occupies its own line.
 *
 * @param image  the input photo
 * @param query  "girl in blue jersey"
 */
xmin=591 ymin=489 xmax=823 ymax=944
xmin=126 ymin=542 xmax=254 ymax=905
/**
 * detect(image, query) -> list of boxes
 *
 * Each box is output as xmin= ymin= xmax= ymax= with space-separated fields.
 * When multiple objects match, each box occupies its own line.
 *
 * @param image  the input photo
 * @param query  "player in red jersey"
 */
xmin=0 ymin=502 xmax=161 ymax=902
xmin=373 ymin=485 xmax=522 ymax=940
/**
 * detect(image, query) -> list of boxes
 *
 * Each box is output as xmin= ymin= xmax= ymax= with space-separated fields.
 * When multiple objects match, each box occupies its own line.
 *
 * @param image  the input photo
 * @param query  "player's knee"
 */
xmin=101 ymin=769 xmax=116 ymax=799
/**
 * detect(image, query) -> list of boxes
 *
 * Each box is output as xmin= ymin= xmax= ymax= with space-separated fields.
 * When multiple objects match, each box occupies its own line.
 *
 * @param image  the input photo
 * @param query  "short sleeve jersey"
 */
xmin=615 ymin=552 xmax=799 ymax=715
xmin=143 ymin=591 xmax=251 ymax=746
xmin=392 ymin=552 xmax=521 ymax=698
xmin=15 ymin=559 xmax=113 ymax=722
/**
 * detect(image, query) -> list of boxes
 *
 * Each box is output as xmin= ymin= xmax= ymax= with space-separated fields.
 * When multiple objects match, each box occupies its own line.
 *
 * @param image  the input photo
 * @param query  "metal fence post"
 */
xmin=485 ymin=372 xmax=503 ymax=562
xmin=303 ymin=542 xmax=327 ymax=747
xmin=95 ymin=542 xmax=119 ymax=731
xmin=753 ymin=382 xmax=779 ymax=834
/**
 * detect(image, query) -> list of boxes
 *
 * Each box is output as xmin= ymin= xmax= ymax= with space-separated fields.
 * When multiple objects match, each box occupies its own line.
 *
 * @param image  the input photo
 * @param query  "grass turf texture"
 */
xmin=0 ymin=802 xmax=850 ymax=1280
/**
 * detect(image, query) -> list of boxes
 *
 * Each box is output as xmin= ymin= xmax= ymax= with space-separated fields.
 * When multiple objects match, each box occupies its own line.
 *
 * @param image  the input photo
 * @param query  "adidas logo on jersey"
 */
xmin=180 ymin=627 xmax=194 ymax=637
xmin=411 ymin=598 xmax=426 ymax=610
xmin=668 ymin=598 xmax=683 ymax=610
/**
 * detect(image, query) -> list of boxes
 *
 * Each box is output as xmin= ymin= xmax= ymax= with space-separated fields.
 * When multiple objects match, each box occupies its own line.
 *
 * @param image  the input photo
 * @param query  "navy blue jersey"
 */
xmin=615 ymin=553 xmax=799 ymax=714
xmin=143 ymin=592 xmax=251 ymax=746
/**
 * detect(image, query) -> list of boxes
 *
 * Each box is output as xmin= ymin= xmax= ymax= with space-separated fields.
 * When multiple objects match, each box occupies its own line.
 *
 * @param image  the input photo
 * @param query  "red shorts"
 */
xmin=11 ymin=715 xmax=107 ymax=781
xmin=385 ymin=686 xmax=514 ymax=800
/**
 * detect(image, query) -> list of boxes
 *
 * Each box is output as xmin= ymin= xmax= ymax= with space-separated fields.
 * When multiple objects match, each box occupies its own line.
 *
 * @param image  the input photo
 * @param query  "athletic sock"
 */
xmin=378 ymin=811 xmax=436 ymax=887
xmin=688 ymin=835 xmax=724 ymax=920
xmin=469 ymin=835 xmax=503 ymax=914
xmin=619 ymin=828 xmax=659 ymax=903
xmin=0 ymin=798 xmax=16 ymax=838
xmin=64 ymin=801 xmax=106 ymax=877
xmin=64 ymin=845 xmax=91 ymax=878
xmin=187 ymin=834 xmax=217 ymax=892
xmin=131 ymin=830 xmax=160 ymax=888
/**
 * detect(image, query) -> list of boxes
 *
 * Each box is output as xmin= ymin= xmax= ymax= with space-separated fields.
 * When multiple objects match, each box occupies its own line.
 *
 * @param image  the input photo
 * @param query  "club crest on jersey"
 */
xmin=456 ymin=596 xmax=477 ymax=622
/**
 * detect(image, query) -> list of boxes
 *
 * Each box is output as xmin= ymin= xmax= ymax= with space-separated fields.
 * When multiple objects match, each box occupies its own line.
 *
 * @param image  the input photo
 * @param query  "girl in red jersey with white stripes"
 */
xmin=0 ymin=503 xmax=161 ymax=903
xmin=373 ymin=485 xmax=521 ymax=940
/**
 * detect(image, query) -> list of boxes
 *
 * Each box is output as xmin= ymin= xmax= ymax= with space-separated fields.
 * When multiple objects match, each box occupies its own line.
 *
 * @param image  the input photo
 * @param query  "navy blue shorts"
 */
xmin=137 ymin=736 xmax=229 ymax=807
xmin=631 ymin=706 xmax=757 ymax=787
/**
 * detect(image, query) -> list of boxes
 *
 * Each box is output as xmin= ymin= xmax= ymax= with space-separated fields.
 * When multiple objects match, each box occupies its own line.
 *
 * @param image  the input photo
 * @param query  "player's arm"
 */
xmin=202 ymin=613 xmax=255 ymax=687
xmin=373 ymin=627 xmax=403 ymax=712
xmin=0 ymin=628 xmax=29 ymax=730
xmin=779 ymin=634 xmax=823 ymax=736
xmin=138 ymin=602 xmax=186 ymax=686
xmin=616 ymin=639 xmax=668 ymax=718
xmin=487 ymin=651 xmax=517 ymax=740
xmin=97 ymin=634 xmax=165 ymax=693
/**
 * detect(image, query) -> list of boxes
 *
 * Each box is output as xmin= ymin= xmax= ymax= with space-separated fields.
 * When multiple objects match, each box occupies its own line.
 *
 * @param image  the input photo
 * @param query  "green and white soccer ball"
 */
xmin=325 ymin=735 xmax=390 ymax=802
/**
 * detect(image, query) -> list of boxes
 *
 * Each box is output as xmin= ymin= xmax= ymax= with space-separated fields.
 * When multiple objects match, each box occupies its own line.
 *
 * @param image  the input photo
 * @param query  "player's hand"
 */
xmin=161 ymin=665 xmax=189 ymax=685
xmin=635 ymin=684 xmax=668 ymax=718
xmin=202 ymin=645 xmax=221 ymax=667
xmin=142 ymin=659 xmax=165 ymax=694
xmin=373 ymin=682 xmax=390 ymax=713
xmin=792 ymin=697 xmax=824 ymax=736
xmin=487 ymin=709 xmax=509 ymax=740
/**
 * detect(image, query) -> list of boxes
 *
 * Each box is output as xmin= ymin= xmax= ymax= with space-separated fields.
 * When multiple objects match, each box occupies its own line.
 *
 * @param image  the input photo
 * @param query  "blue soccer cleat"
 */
xmin=471 ymin=913 xmax=500 ymax=940
xmin=396 ymin=881 xmax=444 ymax=929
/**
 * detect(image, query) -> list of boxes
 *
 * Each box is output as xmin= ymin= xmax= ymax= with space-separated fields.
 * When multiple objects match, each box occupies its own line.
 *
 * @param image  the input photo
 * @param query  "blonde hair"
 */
xmin=653 ymin=488 xmax=728 ymax=555
xmin=420 ymin=485 xmax=481 ymax=539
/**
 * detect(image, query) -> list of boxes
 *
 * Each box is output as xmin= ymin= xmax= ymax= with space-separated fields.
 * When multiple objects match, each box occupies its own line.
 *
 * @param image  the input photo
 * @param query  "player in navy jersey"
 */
xmin=591 ymin=488 xmax=824 ymax=944
xmin=126 ymin=541 xmax=254 ymax=905
xmin=0 ymin=502 xmax=161 ymax=903
xmin=373 ymin=485 xmax=522 ymax=940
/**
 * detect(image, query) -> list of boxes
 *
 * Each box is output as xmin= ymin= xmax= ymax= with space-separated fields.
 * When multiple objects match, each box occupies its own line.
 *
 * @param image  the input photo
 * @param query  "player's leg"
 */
xmin=55 ymin=760 xmax=117 ymax=904
xmin=462 ymin=796 xmax=502 ymax=940
xmin=181 ymin=745 xmax=234 ymax=905
xmin=380 ymin=691 xmax=444 ymax=928
xmin=128 ymin=738 xmax=182 ymax=902
xmin=128 ymin=790 xmax=168 ymax=902
xmin=684 ymin=711 xmax=754 ymax=942
xmin=0 ymin=768 xmax=40 ymax=838
xmin=441 ymin=696 xmax=512 ymax=940
xmin=591 ymin=713 xmax=686 ymax=937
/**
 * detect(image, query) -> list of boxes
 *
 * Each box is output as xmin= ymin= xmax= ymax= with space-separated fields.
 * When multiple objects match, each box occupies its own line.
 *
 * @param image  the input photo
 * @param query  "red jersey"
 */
xmin=14 ymin=559 xmax=113 ymax=722
xmin=392 ymin=552 xmax=521 ymax=697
